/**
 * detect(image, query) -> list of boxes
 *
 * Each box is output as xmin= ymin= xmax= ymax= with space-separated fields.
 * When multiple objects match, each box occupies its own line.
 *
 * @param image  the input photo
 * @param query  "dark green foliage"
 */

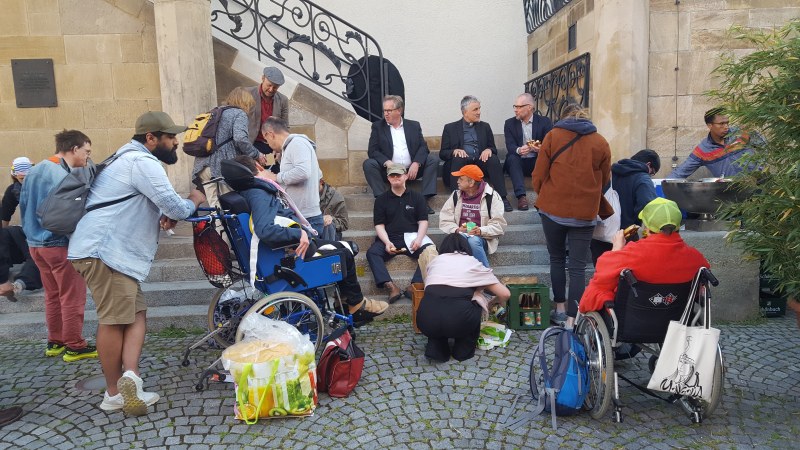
xmin=710 ymin=20 xmax=800 ymax=299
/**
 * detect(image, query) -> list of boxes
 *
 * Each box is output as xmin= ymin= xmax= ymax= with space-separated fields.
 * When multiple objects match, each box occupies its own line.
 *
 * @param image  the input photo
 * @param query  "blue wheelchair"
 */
xmin=181 ymin=190 xmax=357 ymax=391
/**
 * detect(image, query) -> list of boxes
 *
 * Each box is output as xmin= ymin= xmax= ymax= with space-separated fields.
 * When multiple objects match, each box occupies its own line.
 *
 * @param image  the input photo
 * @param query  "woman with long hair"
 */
xmin=532 ymin=103 xmax=612 ymax=328
xmin=192 ymin=87 xmax=265 ymax=208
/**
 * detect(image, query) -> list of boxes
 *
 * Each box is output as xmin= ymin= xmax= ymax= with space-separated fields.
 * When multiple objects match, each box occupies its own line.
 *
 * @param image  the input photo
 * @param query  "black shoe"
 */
xmin=427 ymin=204 xmax=435 ymax=215
xmin=502 ymin=197 xmax=513 ymax=212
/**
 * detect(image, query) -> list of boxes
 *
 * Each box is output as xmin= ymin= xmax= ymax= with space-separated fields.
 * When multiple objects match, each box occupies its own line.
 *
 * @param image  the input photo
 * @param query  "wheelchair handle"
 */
xmin=701 ymin=268 xmax=719 ymax=287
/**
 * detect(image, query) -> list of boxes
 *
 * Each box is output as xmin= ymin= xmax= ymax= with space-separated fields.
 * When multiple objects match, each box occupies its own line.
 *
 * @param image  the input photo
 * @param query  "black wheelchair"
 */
xmin=180 ymin=190 xmax=358 ymax=391
xmin=574 ymin=267 xmax=724 ymax=424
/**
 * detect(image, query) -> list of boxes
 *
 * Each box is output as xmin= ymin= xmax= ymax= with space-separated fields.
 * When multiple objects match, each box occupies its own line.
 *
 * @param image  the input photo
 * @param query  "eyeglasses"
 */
xmin=383 ymin=108 xmax=398 ymax=113
xmin=711 ymin=121 xmax=729 ymax=126
xmin=513 ymin=104 xmax=533 ymax=109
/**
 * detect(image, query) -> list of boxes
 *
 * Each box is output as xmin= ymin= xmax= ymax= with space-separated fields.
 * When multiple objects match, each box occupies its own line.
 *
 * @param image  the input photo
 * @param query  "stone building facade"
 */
xmin=525 ymin=0 xmax=799 ymax=177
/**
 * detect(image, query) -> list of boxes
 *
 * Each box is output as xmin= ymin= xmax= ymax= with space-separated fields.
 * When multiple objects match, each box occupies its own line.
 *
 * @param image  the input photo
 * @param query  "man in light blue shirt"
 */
xmin=69 ymin=111 xmax=205 ymax=417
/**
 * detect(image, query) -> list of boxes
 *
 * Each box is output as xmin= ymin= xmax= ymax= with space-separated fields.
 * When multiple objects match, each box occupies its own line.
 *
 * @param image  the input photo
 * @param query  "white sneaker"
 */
xmin=116 ymin=371 xmax=160 ymax=416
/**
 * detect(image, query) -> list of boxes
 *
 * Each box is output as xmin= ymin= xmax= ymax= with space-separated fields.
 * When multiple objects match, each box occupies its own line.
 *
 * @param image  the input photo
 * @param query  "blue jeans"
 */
xmin=462 ymin=233 xmax=490 ymax=268
xmin=306 ymin=214 xmax=324 ymax=238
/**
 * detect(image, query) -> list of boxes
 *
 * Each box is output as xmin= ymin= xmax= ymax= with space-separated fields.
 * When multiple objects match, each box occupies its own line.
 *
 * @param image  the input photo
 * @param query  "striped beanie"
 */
xmin=11 ymin=157 xmax=32 ymax=176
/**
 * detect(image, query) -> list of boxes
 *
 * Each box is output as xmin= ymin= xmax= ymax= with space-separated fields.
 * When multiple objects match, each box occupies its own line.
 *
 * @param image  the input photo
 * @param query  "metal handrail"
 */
xmin=211 ymin=0 xmax=386 ymax=121
xmin=524 ymin=52 xmax=590 ymax=123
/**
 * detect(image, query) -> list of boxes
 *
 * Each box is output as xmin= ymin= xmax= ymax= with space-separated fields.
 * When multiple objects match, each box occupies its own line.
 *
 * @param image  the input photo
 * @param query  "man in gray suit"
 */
xmin=246 ymin=67 xmax=290 ymax=154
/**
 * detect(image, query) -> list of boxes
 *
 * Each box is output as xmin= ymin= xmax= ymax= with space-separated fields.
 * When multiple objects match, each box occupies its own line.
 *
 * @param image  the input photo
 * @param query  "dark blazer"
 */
xmin=439 ymin=119 xmax=497 ymax=161
xmin=244 ymin=85 xmax=289 ymax=143
xmin=367 ymin=119 xmax=430 ymax=166
xmin=503 ymin=114 xmax=553 ymax=154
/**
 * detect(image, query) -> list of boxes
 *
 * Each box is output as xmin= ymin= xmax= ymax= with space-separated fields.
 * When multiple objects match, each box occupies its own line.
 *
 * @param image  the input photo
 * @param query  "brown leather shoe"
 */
xmin=517 ymin=195 xmax=529 ymax=211
xmin=385 ymin=281 xmax=402 ymax=304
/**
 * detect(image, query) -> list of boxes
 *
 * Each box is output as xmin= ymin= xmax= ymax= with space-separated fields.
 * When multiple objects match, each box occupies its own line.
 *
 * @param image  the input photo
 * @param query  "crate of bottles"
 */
xmin=507 ymin=284 xmax=551 ymax=330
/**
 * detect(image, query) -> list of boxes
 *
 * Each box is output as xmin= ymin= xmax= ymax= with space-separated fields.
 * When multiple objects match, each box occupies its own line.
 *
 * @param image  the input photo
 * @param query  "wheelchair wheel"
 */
xmin=678 ymin=346 xmax=724 ymax=418
xmin=236 ymin=292 xmax=325 ymax=351
xmin=207 ymin=284 xmax=263 ymax=348
xmin=576 ymin=312 xmax=614 ymax=419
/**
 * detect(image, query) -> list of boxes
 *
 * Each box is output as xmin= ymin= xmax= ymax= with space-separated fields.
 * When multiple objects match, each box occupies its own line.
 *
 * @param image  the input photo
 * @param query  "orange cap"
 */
xmin=451 ymin=164 xmax=483 ymax=182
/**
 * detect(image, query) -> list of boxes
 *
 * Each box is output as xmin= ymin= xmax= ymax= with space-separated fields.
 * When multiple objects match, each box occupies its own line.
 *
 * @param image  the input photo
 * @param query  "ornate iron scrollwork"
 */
xmin=523 ymin=0 xmax=575 ymax=34
xmin=524 ymin=52 xmax=590 ymax=123
xmin=211 ymin=0 xmax=385 ymax=121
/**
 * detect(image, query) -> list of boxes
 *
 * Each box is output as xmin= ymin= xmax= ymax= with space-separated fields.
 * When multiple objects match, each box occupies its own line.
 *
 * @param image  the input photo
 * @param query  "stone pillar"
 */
xmin=153 ymin=0 xmax=217 ymax=194
xmin=591 ymin=0 xmax=649 ymax=160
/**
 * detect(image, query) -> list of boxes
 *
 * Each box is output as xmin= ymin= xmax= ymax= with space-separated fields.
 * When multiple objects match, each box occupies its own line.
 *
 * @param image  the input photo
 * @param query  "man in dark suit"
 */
xmin=503 ymin=93 xmax=553 ymax=211
xmin=245 ymin=67 xmax=290 ymax=154
xmin=363 ymin=95 xmax=439 ymax=214
xmin=440 ymin=95 xmax=512 ymax=212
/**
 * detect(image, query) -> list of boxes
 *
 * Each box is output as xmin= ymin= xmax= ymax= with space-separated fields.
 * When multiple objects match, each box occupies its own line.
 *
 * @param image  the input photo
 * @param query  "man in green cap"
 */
xmin=68 ymin=111 xmax=206 ymax=417
xmin=579 ymin=198 xmax=710 ymax=314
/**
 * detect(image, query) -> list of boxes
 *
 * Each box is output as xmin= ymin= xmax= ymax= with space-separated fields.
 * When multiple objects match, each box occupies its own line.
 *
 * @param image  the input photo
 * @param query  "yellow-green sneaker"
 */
xmin=62 ymin=345 xmax=98 ymax=362
xmin=45 ymin=342 xmax=65 ymax=357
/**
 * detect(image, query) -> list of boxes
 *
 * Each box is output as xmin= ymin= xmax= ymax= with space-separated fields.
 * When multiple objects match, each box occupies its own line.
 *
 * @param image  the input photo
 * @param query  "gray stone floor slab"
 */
xmin=1 ymin=316 xmax=798 ymax=449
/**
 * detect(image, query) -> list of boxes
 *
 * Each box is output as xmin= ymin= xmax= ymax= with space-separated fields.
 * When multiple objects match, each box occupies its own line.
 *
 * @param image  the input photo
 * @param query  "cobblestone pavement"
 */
xmin=1 ymin=315 xmax=798 ymax=449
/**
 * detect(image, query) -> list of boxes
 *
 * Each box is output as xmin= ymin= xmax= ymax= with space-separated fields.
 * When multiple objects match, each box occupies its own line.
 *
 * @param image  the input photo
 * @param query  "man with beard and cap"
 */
xmin=68 ymin=111 xmax=206 ymax=417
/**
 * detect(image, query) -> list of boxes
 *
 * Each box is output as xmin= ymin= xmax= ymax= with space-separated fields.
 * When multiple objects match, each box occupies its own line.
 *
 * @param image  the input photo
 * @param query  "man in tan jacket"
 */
xmin=439 ymin=165 xmax=507 ymax=268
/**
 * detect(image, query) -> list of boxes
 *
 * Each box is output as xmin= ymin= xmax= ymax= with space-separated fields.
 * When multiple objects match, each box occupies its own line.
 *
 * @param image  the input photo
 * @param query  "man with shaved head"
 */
xmin=503 ymin=93 xmax=552 ymax=211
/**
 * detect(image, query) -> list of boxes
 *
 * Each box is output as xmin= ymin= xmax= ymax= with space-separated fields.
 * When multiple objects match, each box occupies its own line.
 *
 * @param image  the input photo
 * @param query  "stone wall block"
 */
xmin=691 ymin=10 xmax=749 ymax=29
xmin=22 ymin=129 xmax=61 ymax=159
xmin=82 ymin=99 xmax=149 ymax=129
xmin=64 ymin=35 xmax=123 ymax=64
xmin=652 ymin=0 xmax=726 ymax=12
xmin=59 ymin=0 xmax=145 ymax=35
xmin=0 ymin=36 xmax=66 ymax=64
xmin=80 ymin=128 xmax=110 ymax=156
xmin=27 ymin=0 xmax=59 ymax=14
xmin=648 ymin=53 xmax=677 ymax=97
xmin=114 ymin=0 xmax=146 ymax=18
xmin=314 ymin=118 xmax=347 ymax=160
xmin=292 ymin=84 xmax=355 ymax=130
xmin=677 ymin=51 xmax=723 ymax=95
xmin=0 ymin=132 xmax=25 ymax=158
xmin=0 ymin=66 xmax=13 ymax=104
xmin=44 ymin=101 xmax=84 ymax=130
xmin=288 ymin=103 xmax=318 ymax=126
xmin=647 ymin=96 xmax=676 ymax=128
xmin=748 ymin=8 xmax=800 ymax=28
xmin=56 ymin=64 xmax=114 ymax=100
xmin=576 ymin=11 xmax=595 ymax=50
xmin=424 ymin=136 xmax=441 ymax=152
xmin=27 ymin=12 xmax=62 ymax=36
xmin=107 ymin=127 xmax=135 ymax=153
xmin=347 ymin=150 xmax=368 ymax=185
xmin=291 ymin=124 xmax=316 ymax=142
xmin=0 ymin=0 xmax=28 ymax=36
xmin=650 ymin=12 xmax=678 ymax=52
xmin=346 ymin=118 xmax=371 ymax=152
xmin=691 ymin=29 xmax=754 ymax=51
xmin=119 ymin=34 xmax=145 ymax=63
xmin=111 ymin=63 xmax=161 ymax=99
xmin=318 ymin=159 xmax=349 ymax=186
xmin=142 ymin=25 xmax=158 ymax=63
xmin=0 ymin=103 xmax=47 ymax=130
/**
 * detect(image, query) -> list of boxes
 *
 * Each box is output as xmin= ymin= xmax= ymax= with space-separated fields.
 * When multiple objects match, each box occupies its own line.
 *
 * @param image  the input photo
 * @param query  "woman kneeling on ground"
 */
xmin=416 ymin=233 xmax=510 ymax=362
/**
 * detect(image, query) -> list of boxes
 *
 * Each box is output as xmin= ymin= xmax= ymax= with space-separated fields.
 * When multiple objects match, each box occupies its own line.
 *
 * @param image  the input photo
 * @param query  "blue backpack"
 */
xmin=503 ymin=326 xmax=589 ymax=430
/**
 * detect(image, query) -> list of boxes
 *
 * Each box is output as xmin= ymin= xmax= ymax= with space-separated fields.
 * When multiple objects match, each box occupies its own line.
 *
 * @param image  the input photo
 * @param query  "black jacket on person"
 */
xmin=439 ymin=120 xmax=497 ymax=161
xmin=611 ymin=159 xmax=657 ymax=229
xmin=368 ymin=119 xmax=430 ymax=167
xmin=1 ymin=181 xmax=21 ymax=222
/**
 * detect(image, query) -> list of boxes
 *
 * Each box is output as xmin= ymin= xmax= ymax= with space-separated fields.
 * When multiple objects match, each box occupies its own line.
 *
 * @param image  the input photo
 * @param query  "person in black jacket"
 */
xmin=503 ymin=93 xmax=553 ymax=211
xmin=363 ymin=95 xmax=438 ymax=213
xmin=440 ymin=96 xmax=512 ymax=212
xmin=0 ymin=156 xmax=41 ymax=299
xmin=590 ymin=149 xmax=660 ymax=264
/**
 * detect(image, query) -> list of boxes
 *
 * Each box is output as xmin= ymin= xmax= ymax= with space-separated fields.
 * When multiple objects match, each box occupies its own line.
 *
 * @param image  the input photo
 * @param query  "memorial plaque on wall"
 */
xmin=11 ymin=59 xmax=58 ymax=108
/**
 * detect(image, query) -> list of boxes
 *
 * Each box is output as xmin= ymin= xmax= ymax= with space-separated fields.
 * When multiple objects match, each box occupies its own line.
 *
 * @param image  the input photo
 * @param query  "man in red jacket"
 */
xmin=579 ymin=198 xmax=709 ymax=314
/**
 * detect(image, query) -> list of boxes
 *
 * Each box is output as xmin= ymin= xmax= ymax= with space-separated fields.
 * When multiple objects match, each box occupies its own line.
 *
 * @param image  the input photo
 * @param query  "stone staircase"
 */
xmin=0 ymin=178 xmax=556 ymax=339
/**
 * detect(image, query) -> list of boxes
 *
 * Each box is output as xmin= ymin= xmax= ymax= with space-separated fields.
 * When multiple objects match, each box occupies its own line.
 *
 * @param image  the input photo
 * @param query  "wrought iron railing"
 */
xmin=523 ymin=0 xmax=575 ymax=34
xmin=524 ymin=52 xmax=590 ymax=123
xmin=211 ymin=0 xmax=386 ymax=121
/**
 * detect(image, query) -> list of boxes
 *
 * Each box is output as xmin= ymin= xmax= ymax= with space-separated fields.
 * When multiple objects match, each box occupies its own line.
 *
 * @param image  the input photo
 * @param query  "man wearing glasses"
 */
xmin=668 ymin=107 xmax=763 ymax=179
xmin=364 ymin=95 xmax=438 ymax=214
xmin=503 ymin=93 xmax=553 ymax=210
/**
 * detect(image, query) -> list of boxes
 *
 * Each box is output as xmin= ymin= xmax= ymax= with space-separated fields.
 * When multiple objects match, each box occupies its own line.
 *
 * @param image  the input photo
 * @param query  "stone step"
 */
xmin=343 ymin=223 xmax=547 ymax=249
xmin=346 ymin=209 xmax=542 ymax=229
xmin=343 ymin=187 xmax=539 ymax=212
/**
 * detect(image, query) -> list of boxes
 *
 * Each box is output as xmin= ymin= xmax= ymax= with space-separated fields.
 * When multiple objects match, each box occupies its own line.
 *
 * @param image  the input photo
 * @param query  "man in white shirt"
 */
xmin=363 ymin=95 xmax=439 ymax=214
